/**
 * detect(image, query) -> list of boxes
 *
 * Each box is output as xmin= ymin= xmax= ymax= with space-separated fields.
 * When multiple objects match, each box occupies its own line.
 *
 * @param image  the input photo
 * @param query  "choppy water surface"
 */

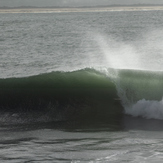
xmin=1 ymin=123 xmax=163 ymax=163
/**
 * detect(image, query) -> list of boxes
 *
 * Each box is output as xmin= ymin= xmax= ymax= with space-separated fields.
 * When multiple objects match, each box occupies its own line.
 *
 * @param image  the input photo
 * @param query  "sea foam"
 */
xmin=125 ymin=99 xmax=163 ymax=120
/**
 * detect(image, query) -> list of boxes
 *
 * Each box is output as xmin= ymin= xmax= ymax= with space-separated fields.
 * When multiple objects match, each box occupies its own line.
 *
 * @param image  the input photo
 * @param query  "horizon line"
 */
xmin=1 ymin=4 xmax=163 ymax=9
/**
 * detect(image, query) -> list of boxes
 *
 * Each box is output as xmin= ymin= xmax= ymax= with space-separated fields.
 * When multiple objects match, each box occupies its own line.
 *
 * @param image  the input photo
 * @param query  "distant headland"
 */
xmin=1 ymin=4 xmax=163 ymax=13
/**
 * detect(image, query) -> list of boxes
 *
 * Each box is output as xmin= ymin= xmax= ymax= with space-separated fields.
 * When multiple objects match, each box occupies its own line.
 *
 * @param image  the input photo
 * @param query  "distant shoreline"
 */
xmin=1 ymin=6 xmax=163 ymax=13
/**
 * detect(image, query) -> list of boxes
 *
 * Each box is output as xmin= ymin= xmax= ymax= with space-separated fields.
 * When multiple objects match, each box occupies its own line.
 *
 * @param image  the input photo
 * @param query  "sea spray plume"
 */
xmin=75 ymin=31 xmax=140 ymax=70
xmin=93 ymin=33 xmax=141 ymax=70
xmin=91 ymin=31 xmax=163 ymax=120
xmin=92 ymin=29 xmax=163 ymax=71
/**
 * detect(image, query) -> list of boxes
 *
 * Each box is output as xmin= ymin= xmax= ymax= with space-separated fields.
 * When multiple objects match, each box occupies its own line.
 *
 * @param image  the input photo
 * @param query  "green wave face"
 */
xmin=0 ymin=68 xmax=122 ymax=123
xmin=114 ymin=69 xmax=163 ymax=103
xmin=110 ymin=69 xmax=163 ymax=120
xmin=0 ymin=68 xmax=163 ymax=124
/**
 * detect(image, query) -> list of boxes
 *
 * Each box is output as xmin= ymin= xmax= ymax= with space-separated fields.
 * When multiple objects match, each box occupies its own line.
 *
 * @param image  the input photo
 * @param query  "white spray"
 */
xmin=92 ymin=30 xmax=163 ymax=120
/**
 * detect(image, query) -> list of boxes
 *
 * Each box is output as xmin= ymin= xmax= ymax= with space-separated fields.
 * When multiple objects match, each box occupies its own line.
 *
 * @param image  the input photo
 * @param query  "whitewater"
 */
xmin=1 ymin=9 xmax=163 ymax=162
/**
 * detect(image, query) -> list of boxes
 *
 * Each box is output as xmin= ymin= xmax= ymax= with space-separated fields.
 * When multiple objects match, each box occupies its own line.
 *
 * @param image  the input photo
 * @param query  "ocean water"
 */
xmin=1 ymin=10 xmax=163 ymax=162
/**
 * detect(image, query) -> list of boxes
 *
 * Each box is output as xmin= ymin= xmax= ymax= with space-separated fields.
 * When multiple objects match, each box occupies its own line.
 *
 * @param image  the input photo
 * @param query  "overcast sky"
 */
xmin=1 ymin=0 xmax=163 ymax=8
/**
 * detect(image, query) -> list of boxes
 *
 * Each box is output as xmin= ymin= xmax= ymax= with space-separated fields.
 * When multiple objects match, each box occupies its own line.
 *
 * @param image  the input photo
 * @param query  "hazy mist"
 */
xmin=1 ymin=0 xmax=163 ymax=8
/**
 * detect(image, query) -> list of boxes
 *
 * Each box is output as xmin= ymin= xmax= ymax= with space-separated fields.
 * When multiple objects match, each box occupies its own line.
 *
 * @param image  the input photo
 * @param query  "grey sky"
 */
xmin=1 ymin=0 xmax=163 ymax=8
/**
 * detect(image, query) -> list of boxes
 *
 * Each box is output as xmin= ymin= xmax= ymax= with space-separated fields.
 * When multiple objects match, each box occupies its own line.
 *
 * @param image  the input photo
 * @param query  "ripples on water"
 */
xmin=1 ymin=122 xmax=163 ymax=163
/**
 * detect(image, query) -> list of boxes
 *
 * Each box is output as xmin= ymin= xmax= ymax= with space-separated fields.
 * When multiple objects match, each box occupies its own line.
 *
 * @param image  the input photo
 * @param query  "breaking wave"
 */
xmin=0 ymin=67 xmax=163 ymax=124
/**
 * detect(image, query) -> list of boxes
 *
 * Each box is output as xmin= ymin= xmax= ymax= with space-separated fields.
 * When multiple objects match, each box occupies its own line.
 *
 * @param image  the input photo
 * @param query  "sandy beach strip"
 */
xmin=1 ymin=6 xmax=163 ymax=13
